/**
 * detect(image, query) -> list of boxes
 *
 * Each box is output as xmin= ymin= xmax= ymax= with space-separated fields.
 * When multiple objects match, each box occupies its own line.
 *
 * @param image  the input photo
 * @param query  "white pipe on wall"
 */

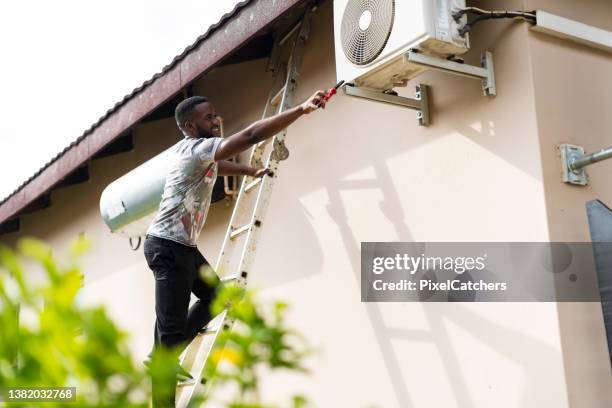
xmin=532 ymin=11 xmax=612 ymax=53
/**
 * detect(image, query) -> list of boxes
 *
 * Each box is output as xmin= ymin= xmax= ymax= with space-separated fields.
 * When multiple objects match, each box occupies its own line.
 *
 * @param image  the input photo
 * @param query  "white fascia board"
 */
xmin=532 ymin=10 xmax=612 ymax=53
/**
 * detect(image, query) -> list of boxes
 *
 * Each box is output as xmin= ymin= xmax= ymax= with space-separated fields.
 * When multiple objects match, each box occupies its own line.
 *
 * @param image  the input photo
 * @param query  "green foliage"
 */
xmin=204 ymin=281 xmax=311 ymax=408
xmin=0 ymin=237 xmax=312 ymax=408
xmin=0 ymin=237 xmax=180 ymax=407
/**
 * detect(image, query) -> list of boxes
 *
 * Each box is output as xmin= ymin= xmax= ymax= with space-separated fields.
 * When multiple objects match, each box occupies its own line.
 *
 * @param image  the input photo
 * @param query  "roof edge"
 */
xmin=0 ymin=0 xmax=307 ymax=227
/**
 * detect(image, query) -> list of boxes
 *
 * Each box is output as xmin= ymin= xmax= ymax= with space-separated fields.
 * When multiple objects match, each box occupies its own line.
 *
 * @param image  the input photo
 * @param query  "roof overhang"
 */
xmin=0 ymin=0 xmax=309 ymax=232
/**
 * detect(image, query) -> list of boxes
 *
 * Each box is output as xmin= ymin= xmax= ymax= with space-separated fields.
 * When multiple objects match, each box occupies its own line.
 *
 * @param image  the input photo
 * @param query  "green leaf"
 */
xmin=69 ymin=235 xmax=92 ymax=258
xmin=17 ymin=237 xmax=53 ymax=263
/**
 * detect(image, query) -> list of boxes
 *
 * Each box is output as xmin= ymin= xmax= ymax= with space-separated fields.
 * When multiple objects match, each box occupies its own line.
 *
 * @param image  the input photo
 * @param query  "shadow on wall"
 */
xmin=288 ymin=1 xmax=559 ymax=403
xmin=256 ymin=197 xmax=324 ymax=287
xmin=204 ymin=177 xmax=325 ymax=288
xmin=324 ymin=157 xmax=562 ymax=407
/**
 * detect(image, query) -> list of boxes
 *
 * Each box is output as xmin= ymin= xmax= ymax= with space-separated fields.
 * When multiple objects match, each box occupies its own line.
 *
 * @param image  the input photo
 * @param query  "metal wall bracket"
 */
xmin=559 ymin=144 xmax=588 ymax=185
xmin=559 ymin=143 xmax=612 ymax=186
xmin=405 ymin=51 xmax=496 ymax=97
xmin=343 ymin=84 xmax=431 ymax=126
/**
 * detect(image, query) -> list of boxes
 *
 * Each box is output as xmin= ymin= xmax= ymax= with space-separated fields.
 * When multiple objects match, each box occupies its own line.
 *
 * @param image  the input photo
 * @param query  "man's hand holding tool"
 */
xmin=299 ymin=80 xmax=345 ymax=113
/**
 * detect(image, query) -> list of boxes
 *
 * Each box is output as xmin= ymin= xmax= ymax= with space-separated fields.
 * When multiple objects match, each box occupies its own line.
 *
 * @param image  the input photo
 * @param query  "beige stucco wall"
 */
xmin=2 ymin=0 xmax=612 ymax=406
xmin=523 ymin=1 xmax=612 ymax=406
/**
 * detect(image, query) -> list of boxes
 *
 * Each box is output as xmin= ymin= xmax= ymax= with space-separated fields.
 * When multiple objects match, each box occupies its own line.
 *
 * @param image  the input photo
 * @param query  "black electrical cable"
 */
xmin=453 ymin=7 xmax=536 ymax=36
xmin=129 ymin=236 xmax=142 ymax=251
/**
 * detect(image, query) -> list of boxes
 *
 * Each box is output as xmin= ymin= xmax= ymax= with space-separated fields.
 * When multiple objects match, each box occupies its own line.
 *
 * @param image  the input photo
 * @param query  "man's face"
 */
xmin=187 ymin=101 xmax=221 ymax=138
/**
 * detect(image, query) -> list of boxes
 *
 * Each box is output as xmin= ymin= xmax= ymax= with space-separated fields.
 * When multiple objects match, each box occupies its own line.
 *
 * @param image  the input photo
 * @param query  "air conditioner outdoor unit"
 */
xmin=334 ymin=0 xmax=469 ymax=91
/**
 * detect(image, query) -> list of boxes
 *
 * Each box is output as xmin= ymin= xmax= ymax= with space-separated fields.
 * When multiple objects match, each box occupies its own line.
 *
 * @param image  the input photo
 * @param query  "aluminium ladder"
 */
xmin=174 ymin=6 xmax=313 ymax=407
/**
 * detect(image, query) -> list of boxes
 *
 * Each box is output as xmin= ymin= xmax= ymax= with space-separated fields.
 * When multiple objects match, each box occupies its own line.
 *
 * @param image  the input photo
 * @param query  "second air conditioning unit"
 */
xmin=334 ymin=0 xmax=469 ymax=91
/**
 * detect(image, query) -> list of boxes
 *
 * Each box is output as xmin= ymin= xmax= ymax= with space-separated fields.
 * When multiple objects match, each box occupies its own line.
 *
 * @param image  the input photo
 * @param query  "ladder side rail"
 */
xmin=235 ymin=8 xmax=311 ymax=281
xmin=214 ymin=31 xmax=298 ymax=274
xmin=214 ymin=55 xmax=290 ymax=273
xmin=176 ymin=310 xmax=228 ymax=407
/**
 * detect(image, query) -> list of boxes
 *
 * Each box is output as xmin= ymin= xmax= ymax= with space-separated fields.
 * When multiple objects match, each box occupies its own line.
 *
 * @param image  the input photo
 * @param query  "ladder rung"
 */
xmin=198 ymin=324 xmax=221 ymax=334
xmin=220 ymin=273 xmax=240 ymax=283
xmin=270 ymin=86 xmax=286 ymax=107
xmin=177 ymin=378 xmax=197 ymax=387
xmin=221 ymin=271 xmax=248 ymax=284
xmin=279 ymin=21 xmax=302 ymax=45
xmin=230 ymin=224 xmax=251 ymax=239
xmin=244 ymin=177 xmax=262 ymax=193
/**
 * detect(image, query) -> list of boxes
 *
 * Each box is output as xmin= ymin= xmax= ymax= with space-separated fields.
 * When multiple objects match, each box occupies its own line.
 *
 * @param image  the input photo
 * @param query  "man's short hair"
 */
xmin=175 ymin=96 xmax=209 ymax=127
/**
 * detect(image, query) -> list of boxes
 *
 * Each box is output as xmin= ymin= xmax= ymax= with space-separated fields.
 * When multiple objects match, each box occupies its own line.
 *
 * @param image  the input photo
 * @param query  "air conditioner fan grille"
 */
xmin=341 ymin=0 xmax=395 ymax=65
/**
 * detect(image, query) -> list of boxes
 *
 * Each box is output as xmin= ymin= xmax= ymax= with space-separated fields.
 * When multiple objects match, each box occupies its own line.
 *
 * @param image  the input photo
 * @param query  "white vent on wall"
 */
xmin=334 ymin=0 xmax=469 ymax=91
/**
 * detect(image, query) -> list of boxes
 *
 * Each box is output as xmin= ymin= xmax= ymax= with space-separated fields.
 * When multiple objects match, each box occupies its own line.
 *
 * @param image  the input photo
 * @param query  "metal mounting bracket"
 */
xmin=343 ymin=84 xmax=430 ymax=126
xmin=559 ymin=144 xmax=588 ymax=185
xmin=405 ymin=51 xmax=496 ymax=97
xmin=559 ymin=143 xmax=612 ymax=186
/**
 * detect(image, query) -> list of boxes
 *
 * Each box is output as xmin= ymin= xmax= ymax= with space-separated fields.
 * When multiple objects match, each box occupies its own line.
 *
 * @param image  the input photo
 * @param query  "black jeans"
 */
xmin=144 ymin=235 xmax=219 ymax=407
xmin=144 ymin=234 xmax=218 ymax=351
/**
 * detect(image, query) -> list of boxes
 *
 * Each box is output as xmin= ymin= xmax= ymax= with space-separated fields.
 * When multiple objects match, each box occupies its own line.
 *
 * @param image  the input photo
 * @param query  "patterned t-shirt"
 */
xmin=146 ymin=136 xmax=223 ymax=247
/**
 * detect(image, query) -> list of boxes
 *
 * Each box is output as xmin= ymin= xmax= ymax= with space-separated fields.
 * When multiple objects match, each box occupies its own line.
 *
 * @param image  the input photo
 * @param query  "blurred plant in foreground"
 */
xmin=0 ymin=237 xmax=311 ymax=407
xmin=202 ymin=272 xmax=311 ymax=408
xmin=0 ymin=236 xmax=181 ymax=407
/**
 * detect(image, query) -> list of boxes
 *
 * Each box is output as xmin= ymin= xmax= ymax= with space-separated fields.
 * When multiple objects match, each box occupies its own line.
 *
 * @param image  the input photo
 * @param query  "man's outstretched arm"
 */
xmin=217 ymin=160 xmax=269 ymax=178
xmin=213 ymin=90 xmax=326 ymax=161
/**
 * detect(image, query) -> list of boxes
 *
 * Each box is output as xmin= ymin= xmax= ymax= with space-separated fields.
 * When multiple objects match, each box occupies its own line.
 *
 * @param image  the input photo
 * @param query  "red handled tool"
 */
xmin=320 ymin=80 xmax=345 ymax=106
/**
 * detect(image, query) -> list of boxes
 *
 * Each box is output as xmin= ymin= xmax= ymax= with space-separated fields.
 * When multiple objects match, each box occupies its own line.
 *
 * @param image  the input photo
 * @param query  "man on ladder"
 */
xmin=143 ymin=90 xmax=327 ymax=407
